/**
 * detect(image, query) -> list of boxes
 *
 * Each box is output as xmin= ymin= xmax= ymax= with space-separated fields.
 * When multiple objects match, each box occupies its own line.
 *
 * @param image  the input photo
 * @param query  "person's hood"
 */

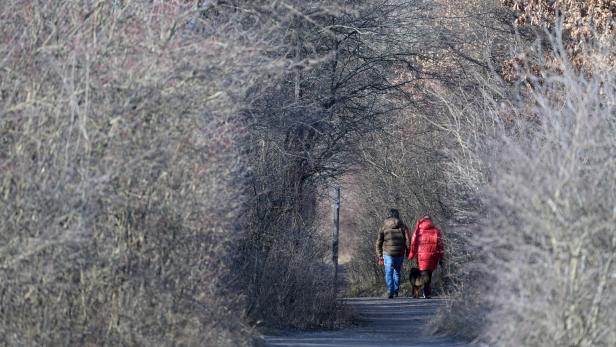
xmin=418 ymin=218 xmax=434 ymax=230
xmin=383 ymin=217 xmax=402 ymax=229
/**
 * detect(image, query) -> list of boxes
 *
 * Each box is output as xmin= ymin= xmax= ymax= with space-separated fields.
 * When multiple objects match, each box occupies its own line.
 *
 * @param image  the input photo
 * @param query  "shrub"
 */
xmin=0 ymin=1 xmax=267 ymax=345
xmin=439 ymin=32 xmax=616 ymax=345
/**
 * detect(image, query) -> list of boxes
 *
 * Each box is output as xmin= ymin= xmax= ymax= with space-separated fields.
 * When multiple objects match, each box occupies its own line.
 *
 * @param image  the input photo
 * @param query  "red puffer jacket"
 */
xmin=408 ymin=217 xmax=444 ymax=271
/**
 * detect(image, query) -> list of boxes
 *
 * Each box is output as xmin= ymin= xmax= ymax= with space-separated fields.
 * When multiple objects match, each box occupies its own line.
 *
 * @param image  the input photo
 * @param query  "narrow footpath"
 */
xmin=263 ymin=297 xmax=475 ymax=347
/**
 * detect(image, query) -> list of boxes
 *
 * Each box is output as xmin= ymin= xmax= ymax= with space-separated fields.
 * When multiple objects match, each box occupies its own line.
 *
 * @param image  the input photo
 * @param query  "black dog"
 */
xmin=409 ymin=267 xmax=431 ymax=298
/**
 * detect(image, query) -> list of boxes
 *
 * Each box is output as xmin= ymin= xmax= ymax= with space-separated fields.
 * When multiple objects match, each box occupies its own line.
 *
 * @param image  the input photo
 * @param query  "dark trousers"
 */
xmin=421 ymin=270 xmax=433 ymax=296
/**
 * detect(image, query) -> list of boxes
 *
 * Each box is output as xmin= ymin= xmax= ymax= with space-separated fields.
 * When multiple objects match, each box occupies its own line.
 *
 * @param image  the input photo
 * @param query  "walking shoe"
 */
xmin=388 ymin=293 xmax=394 ymax=299
xmin=394 ymin=291 xmax=399 ymax=297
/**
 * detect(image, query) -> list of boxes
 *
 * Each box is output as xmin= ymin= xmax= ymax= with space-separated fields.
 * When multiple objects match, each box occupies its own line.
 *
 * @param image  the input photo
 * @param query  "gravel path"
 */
xmin=263 ymin=297 xmax=475 ymax=347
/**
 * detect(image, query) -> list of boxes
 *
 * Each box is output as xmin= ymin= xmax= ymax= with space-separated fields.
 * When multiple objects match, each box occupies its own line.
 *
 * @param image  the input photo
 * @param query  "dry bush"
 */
xmin=503 ymin=0 xmax=616 ymax=67
xmin=438 ymin=31 xmax=616 ymax=345
xmin=479 ymin=39 xmax=616 ymax=347
xmin=0 ymin=1 xmax=276 ymax=345
xmin=240 ymin=138 xmax=344 ymax=328
xmin=503 ymin=0 xmax=616 ymax=42
xmin=425 ymin=83 xmax=496 ymax=339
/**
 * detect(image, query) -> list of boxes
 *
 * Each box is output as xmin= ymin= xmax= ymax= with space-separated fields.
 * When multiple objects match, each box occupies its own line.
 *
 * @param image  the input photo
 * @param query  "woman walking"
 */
xmin=407 ymin=215 xmax=444 ymax=298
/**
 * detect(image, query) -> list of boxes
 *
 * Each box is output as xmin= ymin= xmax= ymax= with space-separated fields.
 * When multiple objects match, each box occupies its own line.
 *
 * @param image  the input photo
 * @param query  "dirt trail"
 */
xmin=263 ymin=297 xmax=475 ymax=347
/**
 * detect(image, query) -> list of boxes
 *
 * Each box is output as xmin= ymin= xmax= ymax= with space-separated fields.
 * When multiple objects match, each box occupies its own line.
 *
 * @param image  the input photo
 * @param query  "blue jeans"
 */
xmin=383 ymin=255 xmax=404 ymax=295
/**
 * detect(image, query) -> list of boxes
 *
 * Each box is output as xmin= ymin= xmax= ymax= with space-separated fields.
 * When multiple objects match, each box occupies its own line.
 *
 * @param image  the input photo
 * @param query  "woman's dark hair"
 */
xmin=388 ymin=208 xmax=400 ymax=219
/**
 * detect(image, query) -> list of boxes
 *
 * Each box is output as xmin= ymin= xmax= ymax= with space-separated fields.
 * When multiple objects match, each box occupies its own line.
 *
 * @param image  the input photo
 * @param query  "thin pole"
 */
xmin=333 ymin=187 xmax=340 ymax=297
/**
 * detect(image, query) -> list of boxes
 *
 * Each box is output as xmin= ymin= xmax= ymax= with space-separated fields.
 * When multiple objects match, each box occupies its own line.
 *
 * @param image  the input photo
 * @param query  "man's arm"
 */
xmin=375 ymin=229 xmax=384 ymax=258
xmin=403 ymin=225 xmax=410 ymax=258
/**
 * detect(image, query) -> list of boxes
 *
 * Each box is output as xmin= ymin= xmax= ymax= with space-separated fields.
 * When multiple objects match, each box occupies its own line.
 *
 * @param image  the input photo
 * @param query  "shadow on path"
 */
xmin=263 ymin=297 xmax=474 ymax=347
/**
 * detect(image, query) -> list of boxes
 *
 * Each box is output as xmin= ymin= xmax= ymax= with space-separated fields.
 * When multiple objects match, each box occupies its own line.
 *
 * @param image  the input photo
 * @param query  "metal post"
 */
xmin=333 ymin=187 xmax=340 ymax=297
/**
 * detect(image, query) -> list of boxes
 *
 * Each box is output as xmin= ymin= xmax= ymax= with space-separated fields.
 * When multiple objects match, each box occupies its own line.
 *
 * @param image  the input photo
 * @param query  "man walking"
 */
xmin=408 ymin=215 xmax=444 ymax=298
xmin=376 ymin=209 xmax=409 ymax=299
